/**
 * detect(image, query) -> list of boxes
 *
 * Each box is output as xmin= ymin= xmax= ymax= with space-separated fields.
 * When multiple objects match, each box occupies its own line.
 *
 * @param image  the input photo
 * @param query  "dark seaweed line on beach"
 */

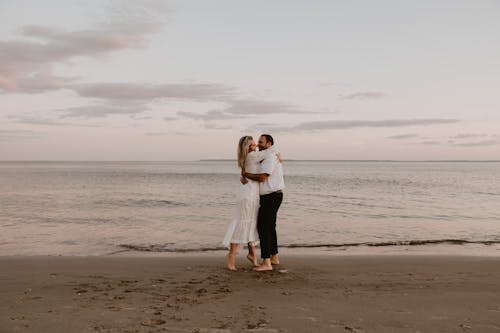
xmin=115 ymin=239 xmax=500 ymax=254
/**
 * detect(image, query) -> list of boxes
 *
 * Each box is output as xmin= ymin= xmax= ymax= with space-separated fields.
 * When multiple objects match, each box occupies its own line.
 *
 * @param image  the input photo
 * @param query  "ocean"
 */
xmin=1 ymin=161 xmax=499 ymax=256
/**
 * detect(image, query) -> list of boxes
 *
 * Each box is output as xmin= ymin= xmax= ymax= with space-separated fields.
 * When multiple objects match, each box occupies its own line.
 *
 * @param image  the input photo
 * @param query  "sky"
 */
xmin=1 ymin=0 xmax=499 ymax=161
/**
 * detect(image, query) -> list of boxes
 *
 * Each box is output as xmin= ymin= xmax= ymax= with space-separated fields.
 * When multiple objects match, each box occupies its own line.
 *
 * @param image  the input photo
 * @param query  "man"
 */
xmin=241 ymin=134 xmax=285 ymax=271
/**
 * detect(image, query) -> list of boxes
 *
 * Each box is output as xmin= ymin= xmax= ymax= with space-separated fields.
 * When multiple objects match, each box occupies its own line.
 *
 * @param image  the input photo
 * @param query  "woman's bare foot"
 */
xmin=227 ymin=253 xmax=237 ymax=271
xmin=270 ymin=254 xmax=280 ymax=265
xmin=247 ymin=254 xmax=258 ymax=267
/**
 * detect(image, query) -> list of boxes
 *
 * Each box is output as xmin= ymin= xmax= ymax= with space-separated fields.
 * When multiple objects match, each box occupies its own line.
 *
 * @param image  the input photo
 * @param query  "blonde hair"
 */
xmin=237 ymin=136 xmax=253 ymax=170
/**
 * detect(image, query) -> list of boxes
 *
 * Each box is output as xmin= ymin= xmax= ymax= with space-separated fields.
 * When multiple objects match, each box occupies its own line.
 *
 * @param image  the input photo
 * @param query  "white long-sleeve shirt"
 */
xmin=258 ymin=146 xmax=285 ymax=195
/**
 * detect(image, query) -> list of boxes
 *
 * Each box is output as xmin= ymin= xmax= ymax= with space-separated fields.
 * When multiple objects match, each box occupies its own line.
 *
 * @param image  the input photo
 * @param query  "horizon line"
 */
xmin=1 ymin=159 xmax=500 ymax=163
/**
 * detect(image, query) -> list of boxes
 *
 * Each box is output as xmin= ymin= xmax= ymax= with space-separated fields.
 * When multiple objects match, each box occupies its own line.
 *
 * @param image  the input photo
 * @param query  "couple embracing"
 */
xmin=222 ymin=134 xmax=285 ymax=272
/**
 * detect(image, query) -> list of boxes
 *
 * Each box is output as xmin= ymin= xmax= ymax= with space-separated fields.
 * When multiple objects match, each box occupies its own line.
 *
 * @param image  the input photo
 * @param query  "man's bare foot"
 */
xmin=271 ymin=254 xmax=280 ymax=265
xmin=247 ymin=254 xmax=258 ymax=267
xmin=254 ymin=259 xmax=273 ymax=271
xmin=253 ymin=263 xmax=273 ymax=271
xmin=227 ymin=253 xmax=237 ymax=271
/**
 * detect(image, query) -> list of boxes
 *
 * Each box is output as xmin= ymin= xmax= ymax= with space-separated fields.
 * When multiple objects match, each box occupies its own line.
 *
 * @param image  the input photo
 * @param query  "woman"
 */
xmin=222 ymin=136 xmax=279 ymax=271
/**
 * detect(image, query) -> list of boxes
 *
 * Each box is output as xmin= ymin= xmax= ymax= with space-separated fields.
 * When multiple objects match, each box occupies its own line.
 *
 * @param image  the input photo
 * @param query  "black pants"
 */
xmin=257 ymin=191 xmax=283 ymax=259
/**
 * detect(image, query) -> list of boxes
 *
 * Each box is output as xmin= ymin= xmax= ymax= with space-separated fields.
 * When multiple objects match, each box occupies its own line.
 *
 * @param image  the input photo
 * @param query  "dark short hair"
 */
xmin=261 ymin=134 xmax=274 ymax=145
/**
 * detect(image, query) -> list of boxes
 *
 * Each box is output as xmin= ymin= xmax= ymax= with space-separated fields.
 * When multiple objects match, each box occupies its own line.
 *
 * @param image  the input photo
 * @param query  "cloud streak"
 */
xmin=450 ymin=133 xmax=491 ymax=139
xmin=452 ymin=140 xmax=500 ymax=147
xmin=418 ymin=140 xmax=441 ymax=145
xmin=177 ymin=110 xmax=242 ymax=121
xmin=214 ymin=99 xmax=309 ymax=116
xmin=246 ymin=119 xmax=460 ymax=134
xmin=58 ymin=102 xmax=149 ymax=118
xmin=386 ymin=133 xmax=419 ymax=140
xmin=0 ymin=129 xmax=41 ymax=141
xmin=340 ymin=91 xmax=385 ymax=100
xmin=6 ymin=115 xmax=102 ymax=127
xmin=402 ymin=133 xmax=500 ymax=147
xmin=204 ymin=123 xmax=232 ymax=130
xmin=73 ymin=82 xmax=235 ymax=102
xmin=175 ymin=98 xmax=326 ymax=122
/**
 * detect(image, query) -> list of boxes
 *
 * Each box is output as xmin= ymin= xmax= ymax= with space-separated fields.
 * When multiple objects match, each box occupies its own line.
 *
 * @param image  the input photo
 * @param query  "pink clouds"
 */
xmin=0 ymin=2 xmax=166 ymax=93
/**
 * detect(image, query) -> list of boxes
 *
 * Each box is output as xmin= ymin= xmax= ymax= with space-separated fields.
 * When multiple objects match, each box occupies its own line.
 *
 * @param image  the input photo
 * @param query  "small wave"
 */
xmin=117 ymin=244 xmax=225 ymax=253
xmin=284 ymin=239 xmax=500 ymax=248
xmin=117 ymin=239 xmax=500 ymax=253
xmin=475 ymin=191 xmax=500 ymax=196
xmin=96 ymin=199 xmax=186 ymax=208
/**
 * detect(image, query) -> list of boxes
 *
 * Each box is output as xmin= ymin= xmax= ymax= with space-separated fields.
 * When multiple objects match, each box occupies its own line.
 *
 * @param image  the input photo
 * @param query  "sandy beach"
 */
xmin=1 ymin=254 xmax=499 ymax=333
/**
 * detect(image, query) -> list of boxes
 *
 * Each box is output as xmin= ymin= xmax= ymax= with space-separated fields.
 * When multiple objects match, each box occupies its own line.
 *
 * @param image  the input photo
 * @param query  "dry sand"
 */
xmin=1 ymin=254 xmax=499 ymax=333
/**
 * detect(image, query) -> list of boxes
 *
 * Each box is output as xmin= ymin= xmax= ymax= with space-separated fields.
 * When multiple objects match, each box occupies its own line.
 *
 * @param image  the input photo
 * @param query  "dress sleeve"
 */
xmin=247 ymin=150 xmax=271 ymax=162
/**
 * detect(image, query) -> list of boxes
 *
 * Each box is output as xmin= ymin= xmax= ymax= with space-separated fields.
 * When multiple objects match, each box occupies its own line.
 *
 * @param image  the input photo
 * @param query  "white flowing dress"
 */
xmin=222 ymin=147 xmax=277 ymax=248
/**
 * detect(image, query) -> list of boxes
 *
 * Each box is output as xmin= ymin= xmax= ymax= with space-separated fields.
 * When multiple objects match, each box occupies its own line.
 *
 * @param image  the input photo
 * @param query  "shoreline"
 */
xmin=112 ymin=243 xmax=500 ymax=257
xmin=3 ymin=241 xmax=500 ymax=258
xmin=1 ymin=254 xmax=500 ymax=332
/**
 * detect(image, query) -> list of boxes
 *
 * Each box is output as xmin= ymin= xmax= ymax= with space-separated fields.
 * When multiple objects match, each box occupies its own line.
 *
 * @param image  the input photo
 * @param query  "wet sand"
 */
xmin=1 ymin=254 xmax=500 ymax=332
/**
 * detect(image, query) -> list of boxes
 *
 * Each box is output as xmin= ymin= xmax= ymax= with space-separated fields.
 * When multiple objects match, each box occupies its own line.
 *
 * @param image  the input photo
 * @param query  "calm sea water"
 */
xmin=1 ymin=161 xmax=499 ymax=256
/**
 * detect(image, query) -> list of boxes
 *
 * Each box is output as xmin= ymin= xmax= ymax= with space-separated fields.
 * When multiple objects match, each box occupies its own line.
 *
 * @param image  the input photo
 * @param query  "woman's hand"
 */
xmin=276 ymin=152 xmax=283 ymax=163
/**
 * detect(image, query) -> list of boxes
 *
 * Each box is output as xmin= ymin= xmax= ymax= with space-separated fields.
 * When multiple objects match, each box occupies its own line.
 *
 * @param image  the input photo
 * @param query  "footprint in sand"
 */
xmin=140 ymin=318 xmax=166 ymax=327
xmin=75 ymin=289 xmax=88 ymax=295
